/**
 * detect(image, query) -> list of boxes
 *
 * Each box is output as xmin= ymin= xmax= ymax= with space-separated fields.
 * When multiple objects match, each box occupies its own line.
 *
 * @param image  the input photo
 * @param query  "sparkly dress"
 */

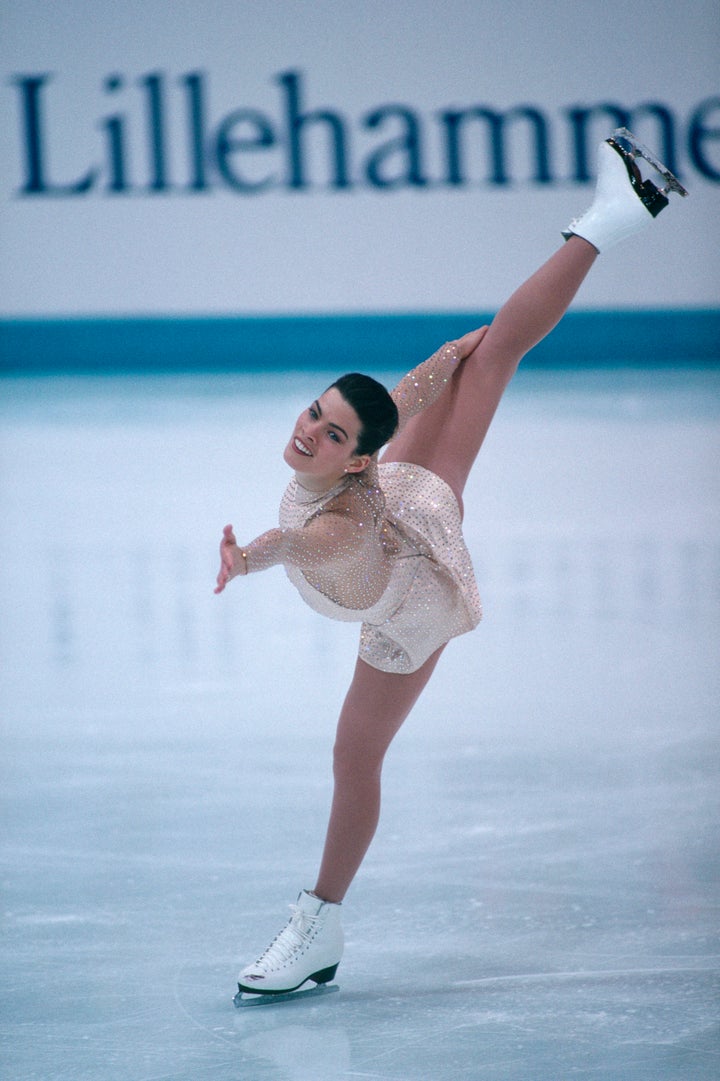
xmin=244 ymin=343 xmax=482 ymax=674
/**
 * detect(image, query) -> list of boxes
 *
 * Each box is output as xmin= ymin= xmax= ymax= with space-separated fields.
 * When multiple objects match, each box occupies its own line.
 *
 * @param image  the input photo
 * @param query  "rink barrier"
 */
xmin=1 ymin=310 xmax=718 ymax=375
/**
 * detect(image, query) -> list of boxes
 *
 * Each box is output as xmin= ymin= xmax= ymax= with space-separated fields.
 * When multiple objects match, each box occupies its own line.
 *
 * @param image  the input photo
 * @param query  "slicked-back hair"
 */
xmin=328 ymin=373 xmax=399 ymax=456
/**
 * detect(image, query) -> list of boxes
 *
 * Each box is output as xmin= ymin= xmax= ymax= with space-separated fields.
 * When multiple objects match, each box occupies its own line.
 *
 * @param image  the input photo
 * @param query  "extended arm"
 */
xmin=214 ymin=512 xmax=364 ymax=593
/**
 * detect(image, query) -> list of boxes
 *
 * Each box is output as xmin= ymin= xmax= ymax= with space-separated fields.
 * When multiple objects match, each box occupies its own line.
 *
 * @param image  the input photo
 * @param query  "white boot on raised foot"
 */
xmin=237 ymin=890 xmax=344 ymax=996
xmin=563 ymin=128 xmax=688 ymax=252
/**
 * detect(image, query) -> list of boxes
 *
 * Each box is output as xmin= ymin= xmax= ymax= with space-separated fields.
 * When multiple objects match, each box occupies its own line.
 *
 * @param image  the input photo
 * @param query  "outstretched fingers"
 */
xmin=214 ymin=524 xmax=237 ymax=594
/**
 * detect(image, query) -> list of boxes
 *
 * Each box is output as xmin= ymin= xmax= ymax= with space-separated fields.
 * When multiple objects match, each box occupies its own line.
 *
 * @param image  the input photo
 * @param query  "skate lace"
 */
xmin=254 ymin=904 xmax=320 ymax=970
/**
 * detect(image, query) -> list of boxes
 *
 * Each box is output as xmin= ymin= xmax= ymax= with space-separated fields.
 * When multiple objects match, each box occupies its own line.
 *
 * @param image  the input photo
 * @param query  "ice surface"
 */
xmin=1 ymin=369 xmax=719 ymax=1080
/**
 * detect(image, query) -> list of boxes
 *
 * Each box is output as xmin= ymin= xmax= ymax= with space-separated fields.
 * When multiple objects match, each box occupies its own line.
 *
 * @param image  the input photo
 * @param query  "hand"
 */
xmin=214 ymin=524 xmax=244 ymax=594
xmin=455 ymin=325 xmax=489 ymax=360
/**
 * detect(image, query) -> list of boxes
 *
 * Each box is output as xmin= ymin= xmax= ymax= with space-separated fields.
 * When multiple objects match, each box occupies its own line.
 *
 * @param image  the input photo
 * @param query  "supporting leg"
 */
xmin=313 ymin=650 xmax=443 ymax=903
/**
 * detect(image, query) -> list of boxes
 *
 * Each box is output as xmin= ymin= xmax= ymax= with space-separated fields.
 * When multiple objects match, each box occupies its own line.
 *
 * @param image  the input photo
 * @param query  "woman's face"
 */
xmin=283 ymin=387 xmax=370 ymax=489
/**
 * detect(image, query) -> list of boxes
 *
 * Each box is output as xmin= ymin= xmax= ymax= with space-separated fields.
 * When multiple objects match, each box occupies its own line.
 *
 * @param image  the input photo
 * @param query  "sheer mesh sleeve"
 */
xmin=391 ymin=341 xmax=461 ymax=432
xmin=242 ymin=477 xmax=393 ymax=609
xmin=241 ymin=512 xmax=366 ymax=576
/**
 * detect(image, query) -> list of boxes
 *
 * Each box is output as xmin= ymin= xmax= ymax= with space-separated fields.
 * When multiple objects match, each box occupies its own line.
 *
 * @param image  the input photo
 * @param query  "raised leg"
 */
xmin=382 ymin=236 xmax=598 ymax=508
xmin=382 ymin=127 xmax=688 ymax=506
xmin=313 ymin=649 xmax=444 ymax=903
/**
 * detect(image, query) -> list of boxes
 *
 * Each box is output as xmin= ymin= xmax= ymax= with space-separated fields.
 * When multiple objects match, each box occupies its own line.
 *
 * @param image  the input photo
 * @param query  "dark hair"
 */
xmin=328 ymin=373 xmax=399 ymax=456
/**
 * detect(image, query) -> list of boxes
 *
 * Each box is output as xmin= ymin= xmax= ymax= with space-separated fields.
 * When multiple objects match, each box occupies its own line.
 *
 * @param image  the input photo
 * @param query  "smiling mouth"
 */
xmin=293 ymin=436 xmax=312 ymax=457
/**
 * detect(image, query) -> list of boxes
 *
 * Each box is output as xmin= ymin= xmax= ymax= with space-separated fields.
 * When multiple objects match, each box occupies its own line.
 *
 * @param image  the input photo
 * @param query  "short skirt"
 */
xmin=357 ymin=462 xmax=482 ymax=673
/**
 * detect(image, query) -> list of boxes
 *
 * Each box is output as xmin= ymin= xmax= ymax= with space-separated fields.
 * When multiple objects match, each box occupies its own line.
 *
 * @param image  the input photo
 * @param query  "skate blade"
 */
xmin=611 ymin=128 xmax=689 ymax=197
xmin=233 ymin=982 xmax=339 ymax=1008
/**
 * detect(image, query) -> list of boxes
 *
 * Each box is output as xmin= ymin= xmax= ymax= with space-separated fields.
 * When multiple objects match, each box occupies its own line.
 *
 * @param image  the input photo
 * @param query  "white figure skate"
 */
xmin=563 ymin=127 xmax=688 ymax=251
xmin=234 ymin=890 xmax=343 ymax=1007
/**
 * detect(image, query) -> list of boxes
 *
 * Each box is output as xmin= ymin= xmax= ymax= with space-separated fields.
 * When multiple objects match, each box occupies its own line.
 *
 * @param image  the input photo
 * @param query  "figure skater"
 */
xmin=215 ymin=130 xmax=686 ymax=1001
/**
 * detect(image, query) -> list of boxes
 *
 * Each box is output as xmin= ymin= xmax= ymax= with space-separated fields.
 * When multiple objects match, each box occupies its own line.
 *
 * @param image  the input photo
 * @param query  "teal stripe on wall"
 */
xmin=1 ymin=311 xmax=718 ymax=375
